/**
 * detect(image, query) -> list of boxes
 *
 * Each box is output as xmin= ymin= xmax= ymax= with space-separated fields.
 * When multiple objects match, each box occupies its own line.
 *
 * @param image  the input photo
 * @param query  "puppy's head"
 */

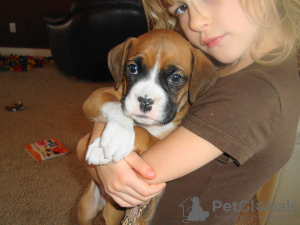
xmin=108 ymin=29 xmax=218 ymax=125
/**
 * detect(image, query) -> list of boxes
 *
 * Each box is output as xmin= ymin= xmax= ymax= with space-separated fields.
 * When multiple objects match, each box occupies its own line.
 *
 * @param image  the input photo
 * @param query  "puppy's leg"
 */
xmin=102 ymin=199 xmax=125 ymax=225
xmin=78 ymin=180 xmax=109 ymax=225
xmin=83 ymin=86 xmax=124 ymax=121
xmin=133 ymin=126 xmax=160 ymax=155
xmin=101 ymin=126 xmax=160 ymax=225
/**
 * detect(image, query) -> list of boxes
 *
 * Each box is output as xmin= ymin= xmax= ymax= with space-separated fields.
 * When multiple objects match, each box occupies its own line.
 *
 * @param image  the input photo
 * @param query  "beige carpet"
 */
xmin=0 ymin=62 xmax=259 ymax=224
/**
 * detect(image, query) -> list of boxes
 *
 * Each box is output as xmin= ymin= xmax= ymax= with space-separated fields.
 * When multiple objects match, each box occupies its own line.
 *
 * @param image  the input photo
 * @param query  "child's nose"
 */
xmin=189 ymin=9 xmax=210 ymax=32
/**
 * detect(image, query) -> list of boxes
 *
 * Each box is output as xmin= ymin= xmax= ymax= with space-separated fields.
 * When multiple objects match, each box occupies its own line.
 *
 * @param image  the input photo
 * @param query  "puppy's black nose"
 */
xmin=138 ymin=96 xmax=154 ymax=113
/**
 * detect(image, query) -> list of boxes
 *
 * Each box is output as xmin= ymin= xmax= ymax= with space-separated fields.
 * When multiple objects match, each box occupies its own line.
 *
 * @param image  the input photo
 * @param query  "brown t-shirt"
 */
xmin=121 ymin=53 xmax=300 ymax=225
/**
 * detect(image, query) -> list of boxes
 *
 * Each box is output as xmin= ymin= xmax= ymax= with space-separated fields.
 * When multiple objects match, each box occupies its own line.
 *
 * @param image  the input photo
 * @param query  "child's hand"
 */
xmin=95 ymin=151 xmax=166 ymax=208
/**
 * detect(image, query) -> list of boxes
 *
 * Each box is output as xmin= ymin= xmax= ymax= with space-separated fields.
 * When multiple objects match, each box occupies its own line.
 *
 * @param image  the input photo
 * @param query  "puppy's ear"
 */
xmin=108 ymin=38 xmax=136 ymax=90
xmin=189 ymin=48 xmax=219 ymax=103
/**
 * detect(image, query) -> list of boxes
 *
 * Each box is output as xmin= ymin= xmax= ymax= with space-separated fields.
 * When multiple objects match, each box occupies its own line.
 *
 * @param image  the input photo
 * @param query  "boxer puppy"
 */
xmin=78 ymin=29 xmax=218 ymax=225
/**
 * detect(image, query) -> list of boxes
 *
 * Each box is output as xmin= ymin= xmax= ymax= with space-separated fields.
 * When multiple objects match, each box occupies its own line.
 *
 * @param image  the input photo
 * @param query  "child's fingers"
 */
xmin=125 ymin=151 xmax=157 ymax=180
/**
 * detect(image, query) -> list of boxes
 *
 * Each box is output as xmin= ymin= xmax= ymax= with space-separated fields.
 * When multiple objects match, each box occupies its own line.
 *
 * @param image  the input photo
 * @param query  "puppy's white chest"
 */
xmin=143 ymin=122 xmax=176 ymax=139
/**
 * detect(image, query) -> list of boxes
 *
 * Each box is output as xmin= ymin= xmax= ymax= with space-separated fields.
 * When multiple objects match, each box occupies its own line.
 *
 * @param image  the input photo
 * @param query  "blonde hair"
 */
xmin=141 ymin=0 xmax=300 ymax=66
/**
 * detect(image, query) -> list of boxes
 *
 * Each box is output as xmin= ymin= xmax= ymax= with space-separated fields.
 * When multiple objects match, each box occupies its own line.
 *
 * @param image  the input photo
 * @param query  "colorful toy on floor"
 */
xmin=0 ymin=54 xmax=53 ymax=72
xmin=6 ymin=102 xmax=25 ymax=112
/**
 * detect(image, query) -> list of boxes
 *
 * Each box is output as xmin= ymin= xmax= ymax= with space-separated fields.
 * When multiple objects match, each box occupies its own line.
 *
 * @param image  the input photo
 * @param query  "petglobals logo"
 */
xmin=178 ymin=197 xmax=298 ymax=223
xmin=212 ymin=200 xmax=298 ymax=213
xmin=179 ymin=196 xmax=210 ymax=223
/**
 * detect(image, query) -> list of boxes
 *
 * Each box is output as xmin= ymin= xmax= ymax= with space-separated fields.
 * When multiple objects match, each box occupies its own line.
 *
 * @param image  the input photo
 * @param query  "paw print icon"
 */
xmin=256 ymin=201 xmax=266 ymax=211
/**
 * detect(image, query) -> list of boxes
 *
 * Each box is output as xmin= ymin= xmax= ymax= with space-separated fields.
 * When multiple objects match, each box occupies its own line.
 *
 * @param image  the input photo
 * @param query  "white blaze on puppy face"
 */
xmin=123 ymin=50 xmax=168 ymax=125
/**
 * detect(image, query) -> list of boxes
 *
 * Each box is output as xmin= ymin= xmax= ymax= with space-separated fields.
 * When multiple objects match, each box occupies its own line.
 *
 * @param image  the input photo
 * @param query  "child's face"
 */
xmin=168 ymin=0 xmax=257 ymax=66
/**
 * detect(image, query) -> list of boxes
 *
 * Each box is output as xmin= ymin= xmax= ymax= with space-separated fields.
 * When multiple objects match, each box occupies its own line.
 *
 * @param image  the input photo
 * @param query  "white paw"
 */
xmin=100 ymin=120 xmax=135 ymax=163
xmin=85 ymin=137 xmax=111 ymax=165
xmin=99 ymin=102 xmax=135 ymax=163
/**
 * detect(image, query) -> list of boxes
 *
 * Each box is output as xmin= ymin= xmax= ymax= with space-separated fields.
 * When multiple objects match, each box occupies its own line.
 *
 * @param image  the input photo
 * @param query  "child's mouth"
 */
xmin=203 ymin=34 xmax=226 ymax=48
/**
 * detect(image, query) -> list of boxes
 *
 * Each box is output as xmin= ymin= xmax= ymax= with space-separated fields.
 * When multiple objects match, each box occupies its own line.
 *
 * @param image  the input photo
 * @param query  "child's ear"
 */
xmin=108 ymin=38 xmax=136 ymax=90
xmin=189 ymin=48 xmax=219 ymax=103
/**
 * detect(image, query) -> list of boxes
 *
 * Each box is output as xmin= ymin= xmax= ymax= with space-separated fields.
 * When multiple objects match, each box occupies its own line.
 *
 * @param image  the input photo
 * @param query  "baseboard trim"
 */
xmin=0 ymin=47 xmax=52 ymax=57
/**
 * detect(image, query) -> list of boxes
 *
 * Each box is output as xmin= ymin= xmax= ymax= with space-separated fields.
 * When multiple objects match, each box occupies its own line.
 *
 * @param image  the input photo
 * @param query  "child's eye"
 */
xmin=175 ymin=4 xmax=188 ymax=16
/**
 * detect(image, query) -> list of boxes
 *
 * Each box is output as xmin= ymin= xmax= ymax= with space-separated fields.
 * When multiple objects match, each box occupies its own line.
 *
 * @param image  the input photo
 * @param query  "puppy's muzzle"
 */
xmin=138 ymin=96 xmax=154 ymax=113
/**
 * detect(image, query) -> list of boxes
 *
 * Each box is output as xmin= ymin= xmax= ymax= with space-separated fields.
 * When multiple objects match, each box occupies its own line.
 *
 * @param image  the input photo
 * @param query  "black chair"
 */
xmin=44 ymin=0 xmax=148 ymax=81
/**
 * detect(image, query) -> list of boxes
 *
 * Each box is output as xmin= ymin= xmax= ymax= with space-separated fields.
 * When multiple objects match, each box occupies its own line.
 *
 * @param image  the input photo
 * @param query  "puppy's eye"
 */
xmin=170 ymin=74 xmax=182 ymax=83
xmin=127 ymin=64 xmax=138 ymax=75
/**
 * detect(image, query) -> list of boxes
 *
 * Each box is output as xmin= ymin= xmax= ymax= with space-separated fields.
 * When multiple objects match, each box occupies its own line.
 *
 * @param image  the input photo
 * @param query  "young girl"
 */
xmin=77 ymin=0 xmax=300 ymax=224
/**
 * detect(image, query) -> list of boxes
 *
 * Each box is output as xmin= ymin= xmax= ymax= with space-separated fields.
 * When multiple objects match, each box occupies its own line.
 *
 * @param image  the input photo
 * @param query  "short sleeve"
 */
xmin=181 ymin=74 xmax=281 ymax=165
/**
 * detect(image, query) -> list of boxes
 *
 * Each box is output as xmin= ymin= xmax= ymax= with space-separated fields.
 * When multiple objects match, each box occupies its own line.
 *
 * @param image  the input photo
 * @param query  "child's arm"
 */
xmin=94 ymin=125 xmax=223 ymax=207
xmin=140 ymin=126 xmax=223 ymax=183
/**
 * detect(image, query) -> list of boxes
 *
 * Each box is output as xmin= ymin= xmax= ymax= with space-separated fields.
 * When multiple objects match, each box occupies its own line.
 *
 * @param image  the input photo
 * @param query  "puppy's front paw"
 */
xmin=101 ymin=120 xmax=135 ymax=163
xmin=86 ymin=137 xmax=111 ymax=165
xmin=100 ymin=102 xmax=135 ymax=163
